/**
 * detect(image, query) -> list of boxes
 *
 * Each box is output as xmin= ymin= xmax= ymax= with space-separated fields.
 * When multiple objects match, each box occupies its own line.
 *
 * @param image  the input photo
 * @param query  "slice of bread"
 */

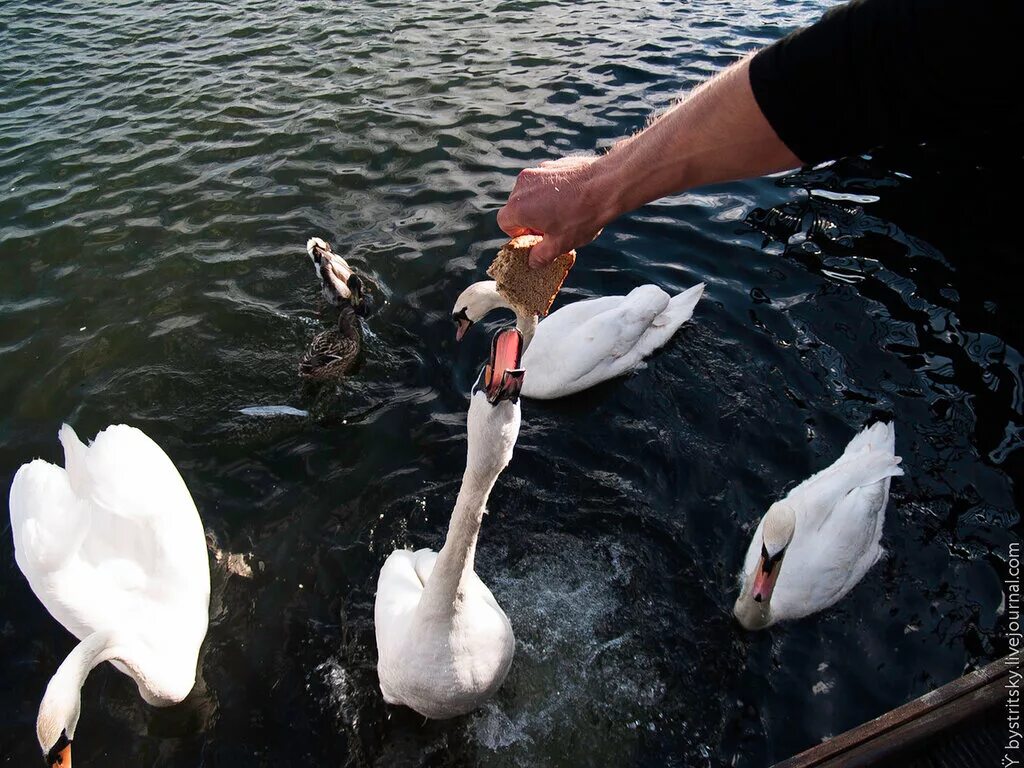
xmin=486 ymin=235 xmax=576 ymax=317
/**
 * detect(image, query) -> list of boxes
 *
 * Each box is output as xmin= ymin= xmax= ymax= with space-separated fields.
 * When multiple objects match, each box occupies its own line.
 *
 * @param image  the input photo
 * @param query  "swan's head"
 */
xmin=467 ymin=328 xmax=525 ymax=474
xmin=452 ymin=281 xmax=509 ymax=341
xmin=36 ymin=673 xmax=79 ymax=768
xmin=752 ymin=502 xmax=796 ymax=604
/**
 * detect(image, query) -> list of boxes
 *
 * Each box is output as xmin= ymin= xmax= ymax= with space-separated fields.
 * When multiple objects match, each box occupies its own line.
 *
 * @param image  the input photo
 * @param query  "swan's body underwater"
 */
xmin=374 ymin=328 xmax=525 ymax=718
xmin=451 ymin=280 xmax=704 ymax=399
xmin=733 ymin=422 xmax=903 ymax=630
xmin=9 ymin=424 xmax=210 ymax=767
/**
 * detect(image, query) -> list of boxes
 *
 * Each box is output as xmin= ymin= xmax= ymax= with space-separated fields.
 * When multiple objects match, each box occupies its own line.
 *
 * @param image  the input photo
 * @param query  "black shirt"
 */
xmin=748 ymin=0 xmax=1022 ymax=165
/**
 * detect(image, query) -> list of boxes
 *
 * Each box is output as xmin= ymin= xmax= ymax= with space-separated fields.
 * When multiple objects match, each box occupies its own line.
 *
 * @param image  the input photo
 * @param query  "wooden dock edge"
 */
xmin=772 ymin=655 xmax=1015 ymax=768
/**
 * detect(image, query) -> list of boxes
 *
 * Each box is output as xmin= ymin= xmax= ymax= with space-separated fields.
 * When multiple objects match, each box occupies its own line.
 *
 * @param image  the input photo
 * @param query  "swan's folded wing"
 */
xmin=787 ymin=442 xmax=903 ymax=531
xmin=526 ymin=286 xmax=670 ymax=396
xmin=61 ymin=425 xmax=198 ymax=522
xmin=9 ymin=459 xmax=89 ymax=581
xmin=61 ymin=425 xmax=210 ymax=612
xmin=9 ymin=459 xmax=134 ymax=639
xmin=375 ymin=549 xmax=431 ymax=641
xmin=529 ymin=295 xmax=624 ymax=340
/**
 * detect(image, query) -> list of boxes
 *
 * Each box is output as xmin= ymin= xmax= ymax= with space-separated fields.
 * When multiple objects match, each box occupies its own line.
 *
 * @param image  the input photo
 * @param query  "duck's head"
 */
xmin=452 ymin=281 xmax=510 ymax=341
xmin=751 ymin=502 xmax=796 ymax=604
xmin=346 ymin=274 xmax=367 ymax=314
xmin=37 ymin=674 xmax=79 ymax=768
xmin=467 ymin=328 xmax=525 ymax=475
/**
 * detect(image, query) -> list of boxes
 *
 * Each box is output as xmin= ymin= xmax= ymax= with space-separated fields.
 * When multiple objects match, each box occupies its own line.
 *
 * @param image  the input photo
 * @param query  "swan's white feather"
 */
xmin=522 ymin=283 xmax=705 ymax=399
xmin=374 ymin=392 xmax=518 ymax=719
xmin=737 ymin=422 xmax=902 ymax=626
xmin=9 ymin=424 xmax=210 ymax=701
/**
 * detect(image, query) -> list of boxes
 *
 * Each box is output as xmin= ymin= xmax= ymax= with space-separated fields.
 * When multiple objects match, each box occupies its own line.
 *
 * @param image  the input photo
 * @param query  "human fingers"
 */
xmin=527 ymin=235 xmax=570 ymax=269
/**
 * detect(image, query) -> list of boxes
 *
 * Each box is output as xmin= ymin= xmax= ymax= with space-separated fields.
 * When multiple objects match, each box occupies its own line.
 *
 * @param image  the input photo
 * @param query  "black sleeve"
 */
xmin=749 ymin=0 xmax=1021 ymax=165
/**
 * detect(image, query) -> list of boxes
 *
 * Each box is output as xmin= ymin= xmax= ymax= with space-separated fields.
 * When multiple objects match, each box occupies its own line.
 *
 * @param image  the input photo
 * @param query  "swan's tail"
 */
xmin=838 ymin=421 xmax=903 ymax=488
xmin=634 ymin=282 xmax=705 ymax=358
xmin=843 ymin=421 xmax=897 ymax=458
xmin=653 ymin=282 xmax=705 ymax=330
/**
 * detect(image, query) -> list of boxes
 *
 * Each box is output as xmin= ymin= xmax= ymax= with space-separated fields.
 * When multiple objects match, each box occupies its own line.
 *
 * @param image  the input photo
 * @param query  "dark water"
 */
xmin=1 ymin=1 xmax=1019 ymax=766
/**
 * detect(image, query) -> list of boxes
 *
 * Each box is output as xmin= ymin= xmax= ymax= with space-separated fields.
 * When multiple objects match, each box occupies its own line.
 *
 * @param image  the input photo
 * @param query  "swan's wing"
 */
xmin=11 ymin=456 xmax=153 ymax=640
xmin=374 ymin=548 xmax=436 ymax=664
xmin=776 ymin=478 xmax=890 ymax=617
xmin=532 ymin=294 xmax=625 ymax=338
xmin=9 ymin=458 xmax=96 ymax=637
xmin=785 ymin=425 xmax=902 ymax=531
xmin=13 ymin=426 xmax=209 ymax=645
xmin=523 ymin=286 xmax=671 ymax=397
xmin=63 ymin=425 xmax=210 ymax=600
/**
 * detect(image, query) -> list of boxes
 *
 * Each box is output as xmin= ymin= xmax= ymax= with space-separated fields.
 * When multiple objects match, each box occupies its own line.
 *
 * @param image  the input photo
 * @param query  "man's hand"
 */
xmin=496 ymin=155 xmax=617 ymax=268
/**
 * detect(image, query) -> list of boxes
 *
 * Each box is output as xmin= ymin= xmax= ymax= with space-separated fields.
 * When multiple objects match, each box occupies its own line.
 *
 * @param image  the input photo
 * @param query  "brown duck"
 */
xmin=299 ymin=274 xmax=365 ymax=380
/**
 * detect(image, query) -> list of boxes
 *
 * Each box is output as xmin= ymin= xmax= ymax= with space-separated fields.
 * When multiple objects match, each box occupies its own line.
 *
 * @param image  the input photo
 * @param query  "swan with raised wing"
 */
xmin=374 ymin=328 xmax=525 ymax=718
xmin=9 ymin=424 xmax=210 ymax=767
xmin=451 ymin=280 xmax=704 ymax=399
xmin=733 ymin=421 xmax=903 ymax=630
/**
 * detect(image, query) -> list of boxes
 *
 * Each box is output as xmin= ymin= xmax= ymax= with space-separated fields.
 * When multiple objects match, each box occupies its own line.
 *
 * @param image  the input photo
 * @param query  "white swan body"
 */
xmin=451 ymin=281 xmax=704 ymax=399
xmin=375 ymin=329 xmax=524 ymax=718
xmin=9 ymin=424 xmax=210 ymax=764
xmin=733 ymin=422 xmax=903 ymax=630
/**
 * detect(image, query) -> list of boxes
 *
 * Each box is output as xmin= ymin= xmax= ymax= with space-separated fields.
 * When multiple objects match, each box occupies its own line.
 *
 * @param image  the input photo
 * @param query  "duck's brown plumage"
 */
xmin=299 ymin=301 xmax=362 ymax=380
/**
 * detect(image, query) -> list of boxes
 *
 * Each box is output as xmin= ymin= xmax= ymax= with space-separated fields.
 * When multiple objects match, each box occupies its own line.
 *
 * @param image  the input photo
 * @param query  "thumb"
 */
xmin=528 ymin=236 xmax=566 ymax=269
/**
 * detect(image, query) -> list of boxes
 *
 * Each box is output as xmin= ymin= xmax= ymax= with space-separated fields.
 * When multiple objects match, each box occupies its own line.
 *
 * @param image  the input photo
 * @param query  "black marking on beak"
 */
xmin=45 ymin=730 xmax=70 ymax=767
xmin=493 ymin=368 xmax=525 ymax=404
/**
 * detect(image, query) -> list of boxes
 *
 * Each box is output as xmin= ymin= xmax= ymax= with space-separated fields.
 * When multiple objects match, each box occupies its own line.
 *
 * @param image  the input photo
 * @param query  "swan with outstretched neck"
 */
xmin=9 ymin=424 xmax=210 ymax=767
xmin=451 ymin=280 xmax=704 ymax=399
xmin=374 ymin=328 xmax=525 ymax=718
xmin=733 ymin=422 xmax=903 ymax=630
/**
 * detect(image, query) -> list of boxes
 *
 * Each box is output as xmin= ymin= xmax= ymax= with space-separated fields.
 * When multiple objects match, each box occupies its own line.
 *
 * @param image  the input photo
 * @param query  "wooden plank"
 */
xmin=773 ymin=656 xmax=1013 ymax=768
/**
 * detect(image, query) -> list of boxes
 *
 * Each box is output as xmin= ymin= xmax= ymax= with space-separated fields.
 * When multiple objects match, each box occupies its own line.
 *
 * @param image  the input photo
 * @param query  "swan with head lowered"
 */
xmin=451 ymin=280 xmax=704 ymax=399
xmin=9 ymin=424 xmax=210 ymax=766
xmin=374 ymin=328 xmax=525 ymax=718
xmin=733 ymin=422 xmax=903 ymax=630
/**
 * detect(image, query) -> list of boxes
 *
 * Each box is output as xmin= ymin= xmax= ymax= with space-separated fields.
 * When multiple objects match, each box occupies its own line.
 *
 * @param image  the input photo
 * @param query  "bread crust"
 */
xmin=486 ymin=235 xmax=575 ymax=317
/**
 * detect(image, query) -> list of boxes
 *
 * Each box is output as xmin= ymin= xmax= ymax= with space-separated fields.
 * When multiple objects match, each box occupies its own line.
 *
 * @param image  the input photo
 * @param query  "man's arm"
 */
xmin=499 ymin=0 xmax=1019 ymax=268
xmin=497 ymin=57 xmax=799 ymax=267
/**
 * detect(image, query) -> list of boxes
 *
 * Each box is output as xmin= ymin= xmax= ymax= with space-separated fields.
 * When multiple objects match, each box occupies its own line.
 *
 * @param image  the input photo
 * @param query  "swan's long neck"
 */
xmin=478 ymin=282 xmax=539 ymax=349
xmin=417 ymin=465 xmax=498 ymax=617
xmin=38 ymin=631 xmax=154 ymax=742
xmin=514 ymin=312 xmax=539 ymax=350
xmin=52 ymin=631 xmax=116 ymax=696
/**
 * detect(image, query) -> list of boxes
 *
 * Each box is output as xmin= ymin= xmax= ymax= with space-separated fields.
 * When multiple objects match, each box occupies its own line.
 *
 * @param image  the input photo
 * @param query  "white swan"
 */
xmin=9 ymin=424 xmax=210 ymax=766
xmin=733 ymin=422 xmax=903 ymax=630
xmin=451 ymin=280 xmax=704 ymax=399
xmin=374 ymin=328 xmax=525 ymax=718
